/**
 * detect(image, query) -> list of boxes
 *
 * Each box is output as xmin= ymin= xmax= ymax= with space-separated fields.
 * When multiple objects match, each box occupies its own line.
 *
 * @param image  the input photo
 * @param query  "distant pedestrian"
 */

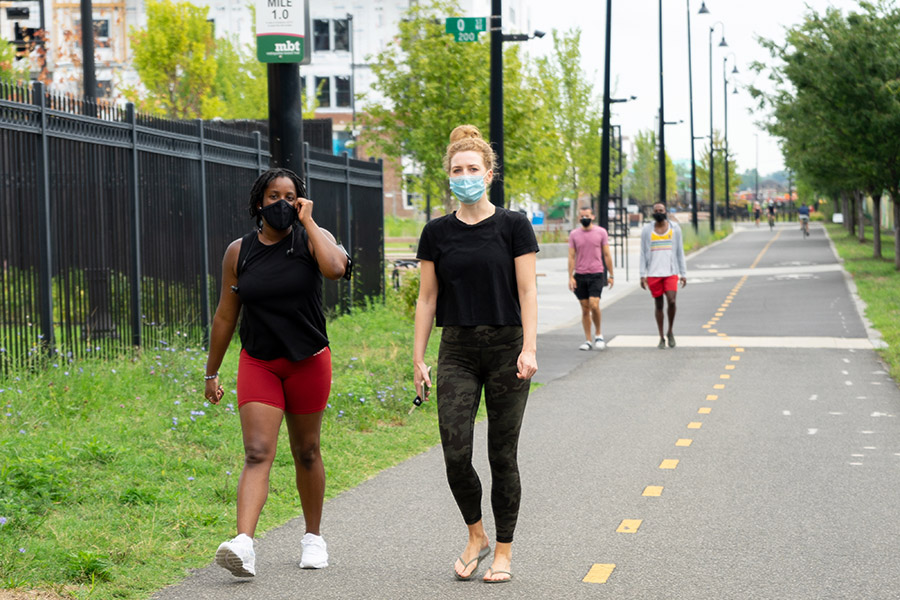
xmin=639 ymin=203 xmax=687 ymax=349
xmin=413 ymin=124 xmax=538 ymax=583
xmin=753 ymin=200 xmax=762 ymax=227
xmin=204 ymin=168 xmax=350 ymax=577
xmin=568 ymin=206 xmax=614 ymax=350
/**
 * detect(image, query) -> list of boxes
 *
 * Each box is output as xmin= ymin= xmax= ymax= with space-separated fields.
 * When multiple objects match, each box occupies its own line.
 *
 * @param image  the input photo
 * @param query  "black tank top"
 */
xmin=236 ymin=228 xmax=327 ymax=361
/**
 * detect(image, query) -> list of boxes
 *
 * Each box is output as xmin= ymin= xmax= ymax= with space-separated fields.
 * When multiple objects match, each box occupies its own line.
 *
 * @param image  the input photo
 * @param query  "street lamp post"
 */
xmin=707 ymin=20 xmax=727 ymax=232
xmin=723 ymin=53 xmax=738 ymax=219
xmin=687 ymin=0 xmax=704 ymax=232
xmin=346 ymin=13 xmax=355 ymax=131
xmin=600 ymin=0 xmax=613 ymax=231
xmin=754 ymin=133 xmax=760 ymax=204
xmin=658 ymin=0 xmax=667 ymax=206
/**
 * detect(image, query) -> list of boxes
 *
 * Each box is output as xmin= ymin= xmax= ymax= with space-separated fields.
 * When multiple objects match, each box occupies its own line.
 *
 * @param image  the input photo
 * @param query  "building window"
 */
xmin=313 ymin=19 xmax=330 ymax=51
xmin=315 ymin=76 xmax=331 ymax=108
xmin=300 ymin=75 xmax=307 ymax=108
xmin=333 ymin=18 xmax=349 ymax=51
xmin=335 ymin=76 xmax=351 ymax=108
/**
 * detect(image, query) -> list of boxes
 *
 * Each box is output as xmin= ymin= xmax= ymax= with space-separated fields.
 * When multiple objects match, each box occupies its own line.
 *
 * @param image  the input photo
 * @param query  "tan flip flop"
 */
xmin=454 ymin=545 xmax=491 ymax=581
xmin=483 ymin=567 xmax=513 ymax=583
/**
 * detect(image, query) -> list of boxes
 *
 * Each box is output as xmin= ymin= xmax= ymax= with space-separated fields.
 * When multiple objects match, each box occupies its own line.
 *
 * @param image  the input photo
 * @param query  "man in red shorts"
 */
xmin=639 ymin=203 xmax=687 ymax=349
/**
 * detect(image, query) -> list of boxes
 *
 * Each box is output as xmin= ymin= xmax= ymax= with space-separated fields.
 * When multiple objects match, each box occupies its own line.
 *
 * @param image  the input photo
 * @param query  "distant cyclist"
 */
xmin=797 ymin=202 xmax=810 ymax=237
xmin=767 ymin=201 xmax=777 ymax=230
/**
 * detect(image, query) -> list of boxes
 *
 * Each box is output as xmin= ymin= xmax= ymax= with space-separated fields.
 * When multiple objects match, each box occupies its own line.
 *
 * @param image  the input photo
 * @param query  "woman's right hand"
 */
xmin=205 ymin=376 xmax=224 ymax=405
xmin=414 ymin=361 xmax=432 ymax=401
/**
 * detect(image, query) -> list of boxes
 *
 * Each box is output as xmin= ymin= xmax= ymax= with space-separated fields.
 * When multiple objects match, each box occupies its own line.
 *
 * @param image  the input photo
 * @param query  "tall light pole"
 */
xmin=688 ymin=0 xmax=705 ymax=232
xmin=707 ymin=20 xmax=727 ymax=232
xmin=754 ymin=133 xmax=760 ymax=204
xmin=599 ymin=0 xmax=613 ymax=231
xmin=658 ymin=0 xmax=667 ymax=206
xmin=723 ymin=53 xmax=738 ymax=219
xmin=490 ymin=0 xmax=504 ymax=207
xmin=346 ymin=13 xmax=355 ymax=132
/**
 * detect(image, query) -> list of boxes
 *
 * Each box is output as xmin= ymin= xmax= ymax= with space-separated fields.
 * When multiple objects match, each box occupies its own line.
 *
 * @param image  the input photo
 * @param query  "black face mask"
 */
xmin=580 ymin=217 xmax=592 ymax=228
xmin=653 ymin=212 xmax=667 ymax=223
xmin=259 ymin=199 xmax=297 ymax=230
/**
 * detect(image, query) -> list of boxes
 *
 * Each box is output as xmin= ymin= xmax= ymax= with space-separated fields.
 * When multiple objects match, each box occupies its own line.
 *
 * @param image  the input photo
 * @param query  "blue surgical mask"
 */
xmin=449 ymin=175 xmax=487 ymax=204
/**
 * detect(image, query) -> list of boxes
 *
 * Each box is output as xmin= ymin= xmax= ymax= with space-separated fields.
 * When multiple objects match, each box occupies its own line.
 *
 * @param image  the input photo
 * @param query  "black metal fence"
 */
xmin=0 ymin=82 xmax=383 ymax=373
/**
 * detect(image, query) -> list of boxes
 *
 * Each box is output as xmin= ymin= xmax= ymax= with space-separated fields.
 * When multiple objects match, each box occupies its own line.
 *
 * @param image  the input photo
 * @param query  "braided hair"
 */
xmin=248 ymin=168 xmax=307 ymax=228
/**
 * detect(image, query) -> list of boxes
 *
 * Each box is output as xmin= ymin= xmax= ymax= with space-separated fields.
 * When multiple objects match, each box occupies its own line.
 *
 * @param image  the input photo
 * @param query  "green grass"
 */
xmin=681 ymin=220 xmax=734 ymax=252
xmin=0 ymin=292 xmax=446 ymax=599
xmin=384 ymin=216 xmax=424 ymax=239
xmin=825 ymin=223 xmax=900 ymax=381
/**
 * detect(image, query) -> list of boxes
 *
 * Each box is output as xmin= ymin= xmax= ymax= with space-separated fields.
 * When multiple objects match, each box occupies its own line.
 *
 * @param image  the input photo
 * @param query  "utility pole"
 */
xmin=80 ymin=0 xmax=97 ymax=105
xmin=489 ymin=0 xmax=504 ymax=207
xmin=658 ymin=0 xmax=667 ymax=206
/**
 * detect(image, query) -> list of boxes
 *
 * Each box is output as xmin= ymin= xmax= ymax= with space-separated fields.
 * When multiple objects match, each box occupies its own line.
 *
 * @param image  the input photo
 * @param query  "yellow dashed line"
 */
xmin=698 ymin=407 xmax=712 ymax=414
xmin=715 ymin=312 xmax=724 ymax=317
xmin=706 ymin=394 xmax=719 ymax=401
xmin=616 ymin=519 xmax=643 ymax=533
xmin=660 ymin=459 xmax=679 ymax=469
xmin=725 ymin=365 xmax=735 ymax=370
xmin=717 ymin=333 xmax=729 ymax=338
xmin=643 ymin=485 xmax=664 ymax=496
xmin=676 ymin=438 xmax=693 ymax=446
xmin=583 ymin=564 xmax=616 ymax=584
xmin=687 ymin=422 xmax=703 ymax=429
xmin=720 ymin=374 xmax=731 ymax=379
xmin=730 ymin=356 xmax=740 ymax=361
xmin=736 ymin=348 xmax=745 ymax=353
xmin=709 ymin=329 xmax=718 ymax=333
xmin=702 ymin=324 xmax=711 ymax=329
xmin=714 ymin=384 xmax=725 ymax=389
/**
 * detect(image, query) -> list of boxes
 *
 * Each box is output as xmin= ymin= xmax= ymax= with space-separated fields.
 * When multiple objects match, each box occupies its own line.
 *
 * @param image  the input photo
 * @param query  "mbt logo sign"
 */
xmin=256 ymin=0 xmax=310 ymax=64
xmin=274 ymin=40 xmax=301 ymax=54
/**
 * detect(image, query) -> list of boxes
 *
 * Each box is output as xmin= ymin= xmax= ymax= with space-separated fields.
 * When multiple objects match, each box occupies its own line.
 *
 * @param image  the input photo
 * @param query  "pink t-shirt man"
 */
xmin=568 ymin=226 xmax=609 ymax=274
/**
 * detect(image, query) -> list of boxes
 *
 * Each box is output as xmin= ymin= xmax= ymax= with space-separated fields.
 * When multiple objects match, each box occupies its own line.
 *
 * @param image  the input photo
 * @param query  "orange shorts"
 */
xmin=647 ymin=275 xmax=679 ymax=298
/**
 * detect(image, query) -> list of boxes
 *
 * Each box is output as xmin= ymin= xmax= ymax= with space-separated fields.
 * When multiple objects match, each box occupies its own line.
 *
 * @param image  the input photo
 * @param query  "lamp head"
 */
xmin=719 ymin=36 xmax=728 ymax=48
xmin=698 ymin=1 xmax=710 ymax=14
xmin=732 ymin=64 xmax=739 ymax=74
xmin=533 ymin=30 xmax=546 ymax=38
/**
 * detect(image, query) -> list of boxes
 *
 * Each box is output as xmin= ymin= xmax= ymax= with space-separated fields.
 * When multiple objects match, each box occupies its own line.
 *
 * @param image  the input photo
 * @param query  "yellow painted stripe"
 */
xmin=714 ymin=384 xmax=725 ymax=389
xmin=643 ymin=485 xmax=664 ymax=496
xmin=725 ymin=365 xmax=735 ymax=370
xmin=698 ymin=407 xmax=712 ymax=414
xmin=709 ymin=329 xmax=718 ymax=333
xmin=660 ymin=459 xmax=679 ymax=469
xmin=717 ymin=333 xmax=729 ymax=338
xmin=710 ymin=318 xmax=719 ymax=322
xmin=736 ymin=348 xmax=745 ymax=352
xmin=731 ymin=356 xmax=740 ymax=361
xmin=715 ymin=312 xmax=724 ymax=317
xmin=676 ymin=438 xmax=693 ymax=446
xmin=702 ymin=324 xmax=711 ymax=329
xmin=583 ymin=563 xmax=616 ymax=584
xmin=688 ymin=422 xmax=702 ymax=429
xmin=750 ymin=228 xmax=783 ymax=269
xmin=706 ymin=394 xmax=718 ymax=401
xmin=617 ymin=519 xmax=643 ymax=533
xmin=720 ymin=374 xmax=731 ymax=379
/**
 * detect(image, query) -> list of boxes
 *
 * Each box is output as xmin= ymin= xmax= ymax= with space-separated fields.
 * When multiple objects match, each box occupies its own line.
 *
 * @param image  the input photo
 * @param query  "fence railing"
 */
xmin=0 ymin=81 xmax=383 ymax=373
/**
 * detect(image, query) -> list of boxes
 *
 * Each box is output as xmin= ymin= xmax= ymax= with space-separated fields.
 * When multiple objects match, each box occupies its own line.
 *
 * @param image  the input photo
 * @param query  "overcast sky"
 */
xmin=526 ymin=0 xmax=860 ymax=176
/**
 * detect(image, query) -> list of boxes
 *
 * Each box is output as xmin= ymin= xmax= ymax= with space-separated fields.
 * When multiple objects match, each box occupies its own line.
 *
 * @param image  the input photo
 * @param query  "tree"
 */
xmin=627 ymin=129 xmax=676 ymax=206
xmin=696 ymin=130 xmax=742 ymax=212
xmin=751 ymin=1 xmax=900 ymax=265
xmin=124 ymin=0 xmax=223 ymax=119
xmin=0 ymin=42 xmax=28 ymax=85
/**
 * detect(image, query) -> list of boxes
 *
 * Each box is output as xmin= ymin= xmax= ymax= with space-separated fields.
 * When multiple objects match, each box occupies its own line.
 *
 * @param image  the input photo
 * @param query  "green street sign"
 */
xmin=445 ymin=17 xmax=487 ymax=42
xmin=256 ymin=0 xmax=311 ymax=64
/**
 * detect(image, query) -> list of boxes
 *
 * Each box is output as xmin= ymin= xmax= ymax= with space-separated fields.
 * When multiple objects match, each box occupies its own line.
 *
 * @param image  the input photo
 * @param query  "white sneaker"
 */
xmin=215 ymin=533 xmax=256 ymax=577
xmin=594 ymin=336 xmax=606 ymax=350
xmin=578 ymin=341 xmax=593 ymax=351
xmin=299 ymin=532 xmax=329 ymax=569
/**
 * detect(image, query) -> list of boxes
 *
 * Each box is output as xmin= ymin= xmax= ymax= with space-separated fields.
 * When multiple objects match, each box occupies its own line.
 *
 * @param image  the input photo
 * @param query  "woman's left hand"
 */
xmin=516 ymin=349 xmax=537 ymax=380
xmin=296 ymin=197 xmax=314 ymax=226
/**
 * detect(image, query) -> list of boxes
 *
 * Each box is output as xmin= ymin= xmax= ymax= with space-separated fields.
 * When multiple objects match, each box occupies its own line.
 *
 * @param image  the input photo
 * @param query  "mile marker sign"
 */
xmin=257 ymin=0 xmax=312 ymax=64
xmin=445 ymin=17 xmax=486 ymax=42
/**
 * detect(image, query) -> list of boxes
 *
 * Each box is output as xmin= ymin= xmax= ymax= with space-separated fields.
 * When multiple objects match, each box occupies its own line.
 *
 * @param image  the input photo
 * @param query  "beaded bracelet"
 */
xmin=204 ymin=373 xmax=218 ymax=380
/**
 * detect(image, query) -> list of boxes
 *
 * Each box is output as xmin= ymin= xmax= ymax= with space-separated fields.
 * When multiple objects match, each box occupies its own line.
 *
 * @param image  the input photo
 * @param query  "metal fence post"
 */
xmin=344 ymin=151 xmax=352 ymax=313
xmin=198 ymin=119 xmax=211 ymax=345
xmin=126 ymin=103 xmax=142 ymax=347
xmin=33 ymin=82 xmax=55 ymax=351
xmin=254 ymin=130 xmax=265 ymax=173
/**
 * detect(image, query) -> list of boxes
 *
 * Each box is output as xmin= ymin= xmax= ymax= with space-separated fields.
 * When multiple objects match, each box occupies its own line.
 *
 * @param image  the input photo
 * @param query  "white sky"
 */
xmin=526 ymin=0 xmax=861 ymax=177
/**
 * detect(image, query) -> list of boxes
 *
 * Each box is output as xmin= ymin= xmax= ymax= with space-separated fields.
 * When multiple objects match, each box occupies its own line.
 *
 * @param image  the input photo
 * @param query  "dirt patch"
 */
xmin=0 ymin=590 xmax=69 ymax=600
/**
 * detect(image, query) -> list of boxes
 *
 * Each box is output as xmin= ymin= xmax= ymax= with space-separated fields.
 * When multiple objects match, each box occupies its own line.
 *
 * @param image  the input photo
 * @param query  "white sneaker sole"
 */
xmin=299 ymin=556 xmax=329 ymax=569
xmin=216 ymin=544 xmax=255 ymax=577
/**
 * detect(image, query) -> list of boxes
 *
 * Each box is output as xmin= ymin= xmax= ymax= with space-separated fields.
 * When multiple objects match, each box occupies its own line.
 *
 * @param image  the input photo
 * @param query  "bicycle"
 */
xmin=768 ymin=213 xmax=775 ymax=231
xmin=799 ymin=216 xmax=810 ymax=237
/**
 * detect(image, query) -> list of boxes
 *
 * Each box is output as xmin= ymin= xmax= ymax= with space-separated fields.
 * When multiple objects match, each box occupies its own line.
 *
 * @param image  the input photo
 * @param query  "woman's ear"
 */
xmin=484 ymin=170 xmax=494 ymax=186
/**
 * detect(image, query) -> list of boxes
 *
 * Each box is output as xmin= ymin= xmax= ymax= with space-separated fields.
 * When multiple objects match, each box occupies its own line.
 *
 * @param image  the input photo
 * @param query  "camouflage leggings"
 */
xmin=437 ymin=325 xmax=530 ymax=544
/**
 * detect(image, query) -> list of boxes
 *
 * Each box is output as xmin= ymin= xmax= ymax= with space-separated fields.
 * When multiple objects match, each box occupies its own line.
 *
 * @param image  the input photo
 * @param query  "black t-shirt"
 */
xmin=416 ymin=208 xmax=539 ymax=327
xmin=236 ymin=228 xmax=328 ymax=361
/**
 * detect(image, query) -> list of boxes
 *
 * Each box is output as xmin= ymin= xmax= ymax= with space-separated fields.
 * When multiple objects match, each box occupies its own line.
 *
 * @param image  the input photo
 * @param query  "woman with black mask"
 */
xmin=204 ymin=168 xmax=349 ymax=578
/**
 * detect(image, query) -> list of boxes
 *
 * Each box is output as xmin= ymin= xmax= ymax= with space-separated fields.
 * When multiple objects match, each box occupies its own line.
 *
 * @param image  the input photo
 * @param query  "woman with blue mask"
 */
xmin=413 ymin=125 xmax=539 ymax=583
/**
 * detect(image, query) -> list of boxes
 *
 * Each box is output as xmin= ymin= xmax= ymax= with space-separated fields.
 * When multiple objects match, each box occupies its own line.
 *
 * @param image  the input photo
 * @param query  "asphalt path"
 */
xmin=154 ymin=221 xmax=900 ymax=600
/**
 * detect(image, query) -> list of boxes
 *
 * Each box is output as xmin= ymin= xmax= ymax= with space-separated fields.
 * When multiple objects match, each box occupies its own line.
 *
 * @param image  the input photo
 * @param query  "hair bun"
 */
xmin=449 ymin=124 xmax=483 ymax=143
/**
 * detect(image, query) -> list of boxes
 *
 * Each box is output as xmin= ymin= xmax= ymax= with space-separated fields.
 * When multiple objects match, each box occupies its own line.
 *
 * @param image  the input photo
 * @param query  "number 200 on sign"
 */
xmin=457 ymin=32 xmax=477 ymax=41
